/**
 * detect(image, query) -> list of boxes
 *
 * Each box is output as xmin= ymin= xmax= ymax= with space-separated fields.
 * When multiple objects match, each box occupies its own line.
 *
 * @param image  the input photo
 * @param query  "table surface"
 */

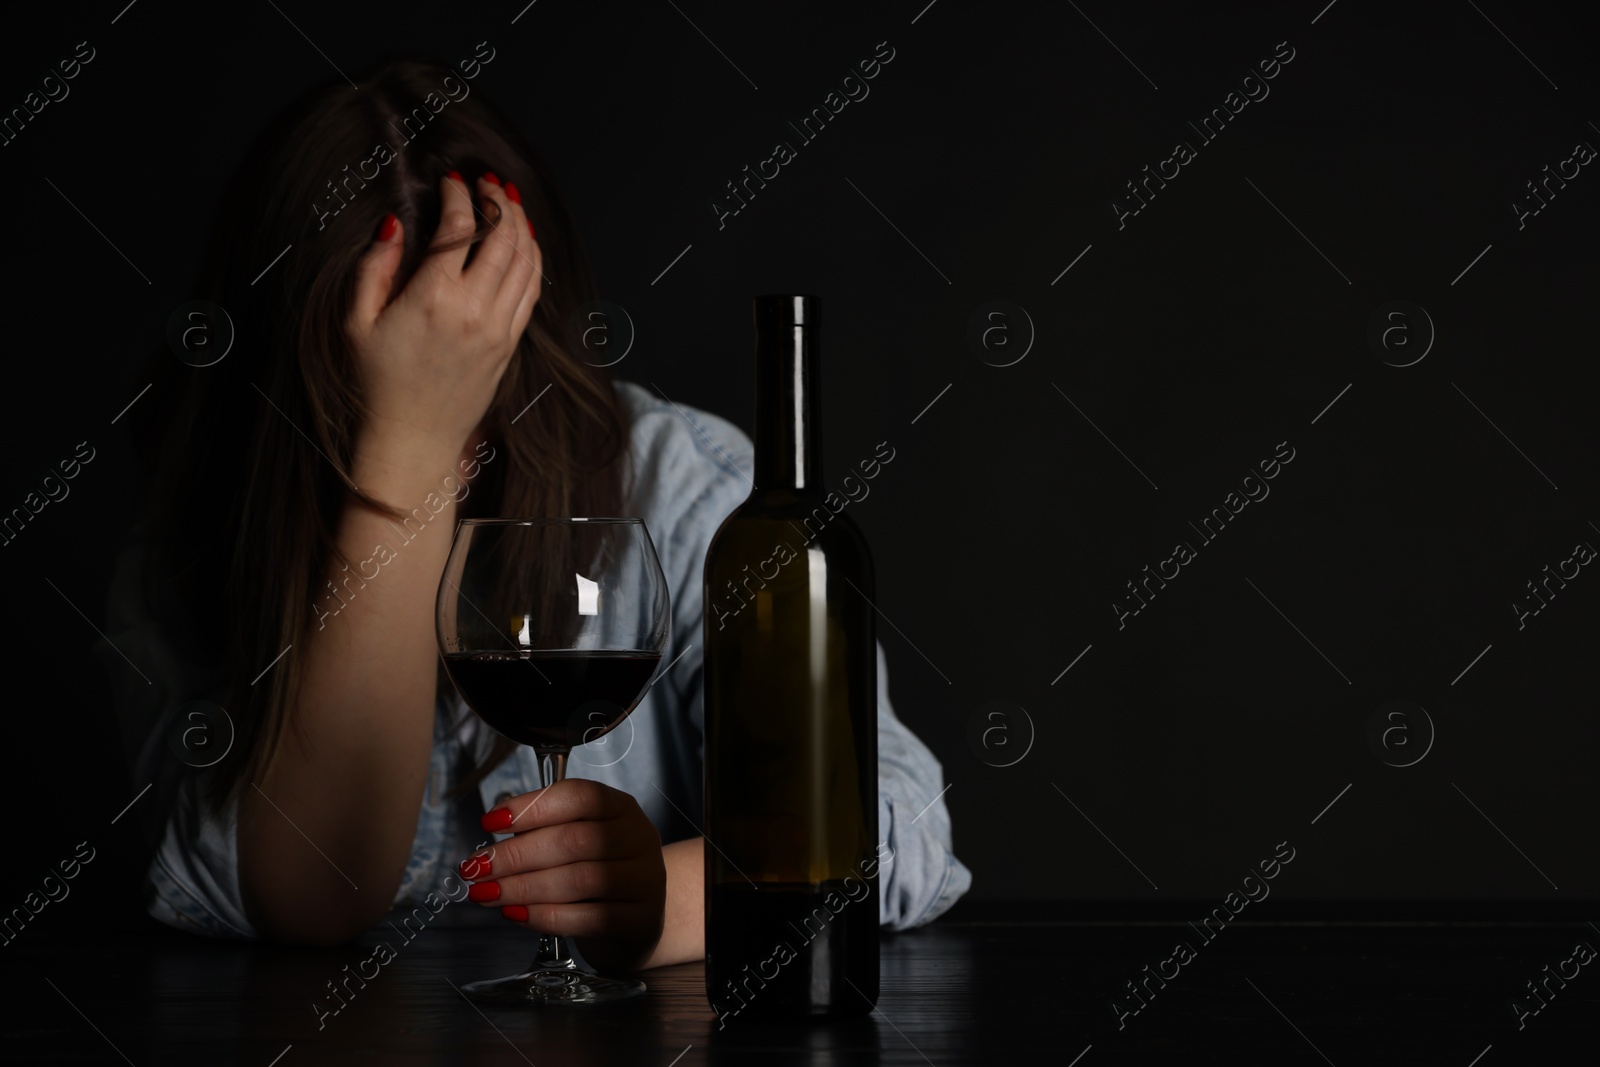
xmin=4 ymin=914 xmax=1594 ymax=1064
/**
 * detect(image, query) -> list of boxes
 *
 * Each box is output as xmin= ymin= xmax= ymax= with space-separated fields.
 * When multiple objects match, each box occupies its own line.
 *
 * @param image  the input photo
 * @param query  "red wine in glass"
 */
xmin=442 ymin=649 xmax=661 ymax=748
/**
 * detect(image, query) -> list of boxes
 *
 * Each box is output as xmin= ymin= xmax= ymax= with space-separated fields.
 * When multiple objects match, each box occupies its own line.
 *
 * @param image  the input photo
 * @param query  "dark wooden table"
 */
xmin=4 ymin=911 xmax=1594 ymax=1064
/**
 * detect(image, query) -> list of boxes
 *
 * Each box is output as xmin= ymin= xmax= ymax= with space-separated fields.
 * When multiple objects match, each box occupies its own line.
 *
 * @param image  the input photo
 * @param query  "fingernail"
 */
xmin=526 ymin=218 xmax=536 ymax=239
xmin=468 ymin=881 xmax=502 ymax=903
xmin=445 ymin=170 xmax=463 ymax=183
xmin=482 ymin=171 xmax=502 ymax=186
xmin=501 ymin=905 xmax=529 ymax=923
xmin=482 ymin=807 xmax=513 ymax=832
xmin=377 ymin=213 xmax=398 ymax=242
xmin=504 ymin=181 xmax=521 ymax=204
xmin=459 ymin=853 xmax=491 ymax=879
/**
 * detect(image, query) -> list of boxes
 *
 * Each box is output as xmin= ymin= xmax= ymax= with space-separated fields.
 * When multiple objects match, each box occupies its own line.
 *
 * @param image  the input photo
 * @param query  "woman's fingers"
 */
xmin=368 ymin=173 xmax=532 ymax=347
xmin=462 ymin=175 xmax=523 ymax=302
xmin=470 ymin=859 xmax=654 ymax=906
xmin=507 ymin=235 xmax=540 ymax=348
xmin=422 ymin=171 xmax=478 ymax=278
xmin=345 ymin=213 xmax=405 ymax=334
xmin=461 ymin=782 xmax=657 ymax=885
xmin=459 ymin=782 xmax=667 ymax=946
xmin=494 ymin=186 xmax=539 ymax=337
xmin=499 ymin=900 xmax=658 ymax=939
xmin=481 ymin=779 xmax=630 ymax=834
xmin=464 ymin=816 xmax=633 ymax=880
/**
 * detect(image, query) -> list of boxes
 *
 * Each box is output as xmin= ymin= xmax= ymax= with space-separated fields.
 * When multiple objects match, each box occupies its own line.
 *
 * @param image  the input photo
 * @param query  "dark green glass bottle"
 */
xmin=703 ymin=295 xmax=879 ymax=1022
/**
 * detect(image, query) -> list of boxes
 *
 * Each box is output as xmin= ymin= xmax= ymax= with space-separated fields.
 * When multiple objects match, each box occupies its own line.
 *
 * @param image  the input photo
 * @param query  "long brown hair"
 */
xmin=132 ymin=56 xmax=630 ymax=811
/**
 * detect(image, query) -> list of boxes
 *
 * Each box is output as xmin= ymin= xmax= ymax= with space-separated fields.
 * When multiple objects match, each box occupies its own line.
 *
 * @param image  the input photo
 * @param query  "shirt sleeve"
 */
xmin=873 ymin=640 xmax=972 ymax=930
xmin=93 ymin=522 xmax=259 ymax=938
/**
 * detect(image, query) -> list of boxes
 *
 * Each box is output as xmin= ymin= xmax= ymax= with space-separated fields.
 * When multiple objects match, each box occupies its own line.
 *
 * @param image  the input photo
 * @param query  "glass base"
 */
xmin=462 ymin=964 xmax=646 ymax=1005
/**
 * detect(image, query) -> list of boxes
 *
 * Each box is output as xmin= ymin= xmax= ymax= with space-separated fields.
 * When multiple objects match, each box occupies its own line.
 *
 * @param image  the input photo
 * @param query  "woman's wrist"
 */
xmin=578 ymin=837 xmax=703 ymax=971
xmin=350 ymin=425 xmax=466 ymax=511
xmin=570 ymin=927 xmax=663 ymax=974
xmin=567 ymin=843 xmax=678 ymax=972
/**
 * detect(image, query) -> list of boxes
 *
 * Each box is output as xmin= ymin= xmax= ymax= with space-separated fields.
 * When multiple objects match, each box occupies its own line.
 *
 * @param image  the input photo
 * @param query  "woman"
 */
xmin=105 ymin=55 xmax=969 ymax=971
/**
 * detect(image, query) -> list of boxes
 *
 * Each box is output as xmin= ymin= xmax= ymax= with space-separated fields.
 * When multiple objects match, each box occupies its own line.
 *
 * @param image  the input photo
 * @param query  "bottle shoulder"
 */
xmin=718 ymin=493 xmax=871 ymax=537
xmin=706 ymin=493 xmax=873 ymax=571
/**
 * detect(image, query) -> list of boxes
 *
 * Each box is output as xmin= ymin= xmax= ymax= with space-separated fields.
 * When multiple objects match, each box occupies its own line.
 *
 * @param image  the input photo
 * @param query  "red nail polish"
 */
xmin=501 ymin=905 xmax=529 ymax=923
xmin=504 ymin=181 xmax=521 ymax=204
xmin=527 ymin=219 xmax=536 ymax=239
xmin=377 ymin=213 xmax=398 ymax=242
xmin=459 ymin=854 xmax=491 ymax=879
xmin=483 ymin=171 xmax=502 ymax=186
xmin=445 ymin=170 xmax=463 ymax=183
xmin=482 ymin=807 xmax=513 ymax=832
xmin=468 ymin=881 xmax=502 ymax=903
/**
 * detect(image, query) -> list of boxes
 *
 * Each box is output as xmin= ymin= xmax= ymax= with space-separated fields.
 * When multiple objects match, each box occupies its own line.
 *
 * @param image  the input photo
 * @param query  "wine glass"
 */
xmin=437 ymin=517 xmax=670 ymax=1004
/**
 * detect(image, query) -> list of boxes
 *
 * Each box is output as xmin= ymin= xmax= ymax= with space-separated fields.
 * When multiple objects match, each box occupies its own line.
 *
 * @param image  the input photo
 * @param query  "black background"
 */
xmin=1 ymin=0 xmax=1595 ymax=931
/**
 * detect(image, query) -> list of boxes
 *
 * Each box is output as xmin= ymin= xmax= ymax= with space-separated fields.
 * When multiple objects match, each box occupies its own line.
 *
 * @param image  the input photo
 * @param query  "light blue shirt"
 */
xmin=99 ymin=380 xmax=971 ymax=940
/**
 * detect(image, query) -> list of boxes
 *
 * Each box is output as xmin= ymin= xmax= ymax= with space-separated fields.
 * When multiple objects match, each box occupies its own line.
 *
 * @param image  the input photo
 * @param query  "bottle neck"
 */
xmin=752 ymin=300 xmax=822 ymax=493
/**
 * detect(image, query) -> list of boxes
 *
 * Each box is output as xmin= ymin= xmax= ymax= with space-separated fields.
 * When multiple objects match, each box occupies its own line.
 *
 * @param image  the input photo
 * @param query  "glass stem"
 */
xmin=530 ymin=747 xmax=573 ymax=971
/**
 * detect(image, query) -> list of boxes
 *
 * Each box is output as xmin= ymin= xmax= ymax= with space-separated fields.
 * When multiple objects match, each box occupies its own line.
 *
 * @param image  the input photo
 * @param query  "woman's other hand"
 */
xmin=345 ymin=172 xmax=540 ymax=475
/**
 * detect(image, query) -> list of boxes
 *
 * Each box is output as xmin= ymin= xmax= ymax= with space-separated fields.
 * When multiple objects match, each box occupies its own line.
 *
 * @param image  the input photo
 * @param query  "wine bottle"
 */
xmin=703 ymin=294 xmax=879 ymax=1022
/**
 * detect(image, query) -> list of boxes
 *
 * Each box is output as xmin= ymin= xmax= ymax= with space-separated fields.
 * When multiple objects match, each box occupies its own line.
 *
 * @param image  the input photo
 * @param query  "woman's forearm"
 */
xmin=238 ymin=445 xmax=459 ymax=944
